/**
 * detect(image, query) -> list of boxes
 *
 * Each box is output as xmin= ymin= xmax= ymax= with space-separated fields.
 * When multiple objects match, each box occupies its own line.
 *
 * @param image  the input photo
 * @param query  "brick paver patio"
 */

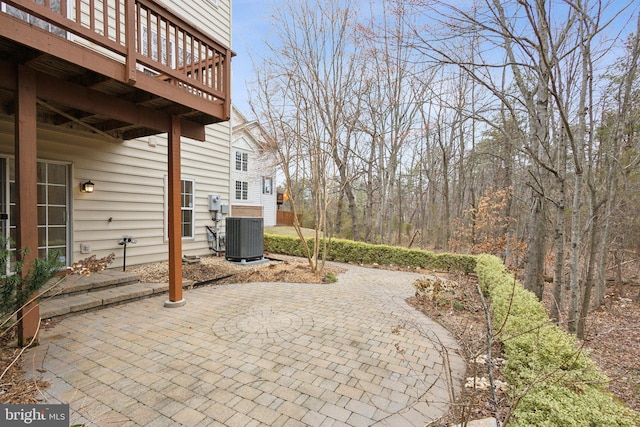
xmin=25 ymin=264 xmax=465 ymax=426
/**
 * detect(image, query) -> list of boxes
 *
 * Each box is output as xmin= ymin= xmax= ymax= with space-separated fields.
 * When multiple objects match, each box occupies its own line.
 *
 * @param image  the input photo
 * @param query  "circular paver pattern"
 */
xmin=27 ymin=263 xmax=465 ymax=427
xmin=212 ymin=305 xmax=315 ymax=344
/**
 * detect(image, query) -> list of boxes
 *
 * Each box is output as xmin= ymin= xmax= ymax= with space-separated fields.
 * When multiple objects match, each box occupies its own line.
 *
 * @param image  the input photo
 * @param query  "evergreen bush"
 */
xmin=264 ymin=234 xmax=476 ymax=273
xmin=476 ymin=255 xmax=639 ymax=426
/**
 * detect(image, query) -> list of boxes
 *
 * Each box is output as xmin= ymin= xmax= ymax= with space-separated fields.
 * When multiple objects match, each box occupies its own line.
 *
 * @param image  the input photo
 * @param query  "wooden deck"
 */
xmin=0 ymin=0 xmax=232 ymax=140
xmin=1 ymin=0 xmax=232 ymax=345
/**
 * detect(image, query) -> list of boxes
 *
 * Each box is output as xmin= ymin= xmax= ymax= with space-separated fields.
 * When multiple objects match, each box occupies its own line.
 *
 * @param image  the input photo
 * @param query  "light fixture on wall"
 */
xmin=80 ymin=180 xmax=95 ymax=193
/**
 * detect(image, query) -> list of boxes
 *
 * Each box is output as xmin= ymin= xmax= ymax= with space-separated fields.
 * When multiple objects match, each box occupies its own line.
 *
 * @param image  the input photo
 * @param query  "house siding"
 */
xmin=164 ymin=0 xmax=231 ymax=47
xmin=0 ymin=116 xmax=230 ymax=269
xmin=230 ymin=107 xmax=278 ymax=227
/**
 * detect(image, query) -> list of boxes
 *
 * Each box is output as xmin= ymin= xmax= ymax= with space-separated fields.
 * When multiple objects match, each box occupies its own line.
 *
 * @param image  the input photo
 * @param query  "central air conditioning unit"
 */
xmin=225 ymin=217 xmax=264 ymax=262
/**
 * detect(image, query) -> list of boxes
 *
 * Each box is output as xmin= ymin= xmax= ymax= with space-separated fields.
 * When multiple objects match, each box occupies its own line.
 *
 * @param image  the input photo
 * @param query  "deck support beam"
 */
xmin=15 ymin=65 xmax=40 ymax=346
xmin=165 ymin=115 xmax=185 ymax=308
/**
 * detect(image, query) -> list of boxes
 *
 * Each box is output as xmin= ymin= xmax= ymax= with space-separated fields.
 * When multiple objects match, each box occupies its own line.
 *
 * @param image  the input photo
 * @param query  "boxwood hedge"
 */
xmin=476 ymin=255 xmax=639 ymax=426
xmin=264 ymin=234 xmax=477 ymax=273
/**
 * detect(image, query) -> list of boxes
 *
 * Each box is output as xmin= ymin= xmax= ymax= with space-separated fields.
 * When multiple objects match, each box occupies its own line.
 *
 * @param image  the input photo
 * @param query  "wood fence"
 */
xmin=276 ymin=211 xmax=302 ymax=226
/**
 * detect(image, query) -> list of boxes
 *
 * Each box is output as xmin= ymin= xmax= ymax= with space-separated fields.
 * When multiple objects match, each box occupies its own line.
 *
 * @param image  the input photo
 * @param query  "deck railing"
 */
xmin=2 ymin=0 xmax=230 ymax=112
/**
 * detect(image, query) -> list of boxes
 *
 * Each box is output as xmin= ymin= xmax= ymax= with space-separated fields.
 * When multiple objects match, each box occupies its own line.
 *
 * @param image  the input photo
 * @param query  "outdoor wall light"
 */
xmin=80 ymin=180 xmax=95 ymax=193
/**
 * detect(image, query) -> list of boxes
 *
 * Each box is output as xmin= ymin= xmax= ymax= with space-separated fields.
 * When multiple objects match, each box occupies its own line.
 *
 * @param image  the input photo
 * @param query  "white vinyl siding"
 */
xmin=230 ymin=108 xmax=278 ymax=227
xmin=163 ymin=0 xmax=231 ymax=46
xmin=0 ymin=117 xmax=231 ymax=269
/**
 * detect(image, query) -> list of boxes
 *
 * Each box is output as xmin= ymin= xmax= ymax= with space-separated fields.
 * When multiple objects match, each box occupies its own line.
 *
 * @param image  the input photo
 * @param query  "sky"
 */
xmin=229 ymin=0 xmax=640 ymax=118
xmin=231 ymin=0 xmax=272 ymax=116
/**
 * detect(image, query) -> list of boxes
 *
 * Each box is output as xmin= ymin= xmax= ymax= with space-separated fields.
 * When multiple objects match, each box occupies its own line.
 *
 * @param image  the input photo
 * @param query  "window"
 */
xmin=181 ymin=179 xmax=195 ymax=239
xmin=140 ymin=25 xmax=178 ymax=69
xmin=3 ymin=1 xmax=66 ymax=37
xmin=235 ymin=151 xmax=248 ymax=172
xmin=262 ymin=177 xmax=273 ymax=195
xmin=235 ymin=181 xmax=248 ymax=200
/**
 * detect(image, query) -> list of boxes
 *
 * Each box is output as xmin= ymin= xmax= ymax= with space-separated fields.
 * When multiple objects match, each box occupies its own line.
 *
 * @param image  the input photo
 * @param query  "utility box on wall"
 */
xmin=208 ymin=194 xmax=222 ymax=212
xmin=225 ymin=217 xmax=264 ymax=262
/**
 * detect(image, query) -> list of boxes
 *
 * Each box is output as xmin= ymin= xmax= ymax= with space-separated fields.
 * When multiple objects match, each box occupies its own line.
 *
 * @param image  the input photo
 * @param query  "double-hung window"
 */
xmin=235 ymin=181 xmax=248 ymax=200
xmin=181 ymin=179 xmax=195 ymax=239
xmin=165 ymin=178 xmax=195 ymax=240
xmin=235 ymin=151 xmax=248 ymax=172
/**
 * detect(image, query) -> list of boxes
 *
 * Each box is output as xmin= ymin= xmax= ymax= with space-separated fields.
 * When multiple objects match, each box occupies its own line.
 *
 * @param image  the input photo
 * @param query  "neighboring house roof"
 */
xmin=231 ymin=105 xmax=278 ymax=154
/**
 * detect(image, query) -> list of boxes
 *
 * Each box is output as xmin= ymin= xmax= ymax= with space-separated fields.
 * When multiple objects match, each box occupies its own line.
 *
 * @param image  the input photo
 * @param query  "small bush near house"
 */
xmin=0 ymin=240 xmax=62 ymax=328
xmin=475 ymin=255 xmax=639 ymax=426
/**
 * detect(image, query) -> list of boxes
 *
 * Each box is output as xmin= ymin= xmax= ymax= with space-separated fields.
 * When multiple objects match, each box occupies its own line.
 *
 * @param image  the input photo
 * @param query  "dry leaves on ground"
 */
xmin=0 ymin=330 xmax=49 ymax=404
xmin=129 ymin=254 xmax=345 ymax=285
xmin=583 ymin=295 xmax=640 ymax=411
xmin=407 ymin=272 xmax=510 ymax=425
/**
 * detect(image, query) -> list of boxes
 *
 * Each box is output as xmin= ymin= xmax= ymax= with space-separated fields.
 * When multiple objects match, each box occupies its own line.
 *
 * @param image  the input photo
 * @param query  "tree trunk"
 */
xmin=577 ymin=191 xmax=599 ymax=338
xmin=567 ymin=168 xmax=584 ymax=334
xmin=524 ymin=194 xmax=546 ymax=300
xmin=594 ymin=16 xmax=640 ymax=307
xmin=551 ymin=176 xmax=566 ymax=323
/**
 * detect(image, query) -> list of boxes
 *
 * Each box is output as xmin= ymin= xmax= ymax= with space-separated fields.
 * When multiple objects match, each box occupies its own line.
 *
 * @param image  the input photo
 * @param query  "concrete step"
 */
xmin=40 ymin=278 xmax=195 ymax=320
xmin=44 ymin=269 xmax=141 ymax=298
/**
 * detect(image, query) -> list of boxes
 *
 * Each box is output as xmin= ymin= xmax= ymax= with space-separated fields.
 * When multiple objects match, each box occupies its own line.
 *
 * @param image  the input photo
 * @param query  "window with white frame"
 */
xmin=235 ymin=181 xmax=248 ymax=200
xmin=181 ymin=179 xmax=195 ymax=238
xmin=262 ymin=177 xmax=273 ymax=195
xmin=235 ymin=151 xmax=248 ymax=172
xmin=165 ymin=177 xmax=195 ymax=239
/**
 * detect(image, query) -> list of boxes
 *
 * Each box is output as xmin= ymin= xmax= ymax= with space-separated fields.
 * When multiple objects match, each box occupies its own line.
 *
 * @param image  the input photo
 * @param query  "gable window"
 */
xmin=235 ymin=181 xmax=248 ymax=200
xmin=262 ymin=177 xmax=273 ymax=195
xmin=235 ymin=151 xmax=248 ymax=172
xmin=181 ymin=179 xmax=195 ymax=239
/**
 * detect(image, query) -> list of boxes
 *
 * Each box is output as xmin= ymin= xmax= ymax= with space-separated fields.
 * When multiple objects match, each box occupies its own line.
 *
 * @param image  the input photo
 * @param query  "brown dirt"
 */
xmin=129 ymin=253 xmax=345 ymax=285
xmin=582 ymin=290 xmax=640 ymax=411
xmin=407 ymin=272 xmax=510 ymax=425
xmin=0 ymin=330 xmax=49 ymax=404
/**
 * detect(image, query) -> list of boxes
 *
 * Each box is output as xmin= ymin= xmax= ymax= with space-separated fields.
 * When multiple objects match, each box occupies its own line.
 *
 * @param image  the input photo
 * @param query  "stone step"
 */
xmin=40 ymin=280 xmax=195 ymax=319
xmin=44 ymin=269 xmax=141 ymax=298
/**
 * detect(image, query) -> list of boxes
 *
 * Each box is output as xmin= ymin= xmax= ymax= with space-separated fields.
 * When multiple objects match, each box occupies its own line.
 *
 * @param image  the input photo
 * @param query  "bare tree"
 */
xmin=593 ymin=16 xmax=640 ymax=307
xmin=250 ymin=0 xmax=362 ymax=273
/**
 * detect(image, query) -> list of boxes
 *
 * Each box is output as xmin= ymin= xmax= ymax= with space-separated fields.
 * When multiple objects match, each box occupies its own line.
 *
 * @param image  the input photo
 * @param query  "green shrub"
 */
xmin=475 ymin=255 xmax=639 ymax=426
xmin=1 ymin=239 xmax=63 ymax=326
xmin=264 ymin=234 xmax=477 ymax=274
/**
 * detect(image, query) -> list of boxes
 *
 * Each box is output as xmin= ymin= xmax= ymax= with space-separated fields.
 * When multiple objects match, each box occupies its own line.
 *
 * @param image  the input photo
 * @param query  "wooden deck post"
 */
xmin=164 ymin=115 xmax=185 ymax=308
xmin=124 ymin=0 xmax=137 ymax=84
xmin=15 ymin=65 xmax=40 ymax=346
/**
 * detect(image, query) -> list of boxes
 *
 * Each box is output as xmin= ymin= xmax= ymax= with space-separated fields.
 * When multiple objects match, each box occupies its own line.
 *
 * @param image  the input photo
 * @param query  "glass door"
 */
xmin=36 ymin=162 xmax=69 ymax=263
xmin=0 ymin=158 xmax=10 ymax=275
xmin=2 ymin=159 xmax=70 ymax=271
